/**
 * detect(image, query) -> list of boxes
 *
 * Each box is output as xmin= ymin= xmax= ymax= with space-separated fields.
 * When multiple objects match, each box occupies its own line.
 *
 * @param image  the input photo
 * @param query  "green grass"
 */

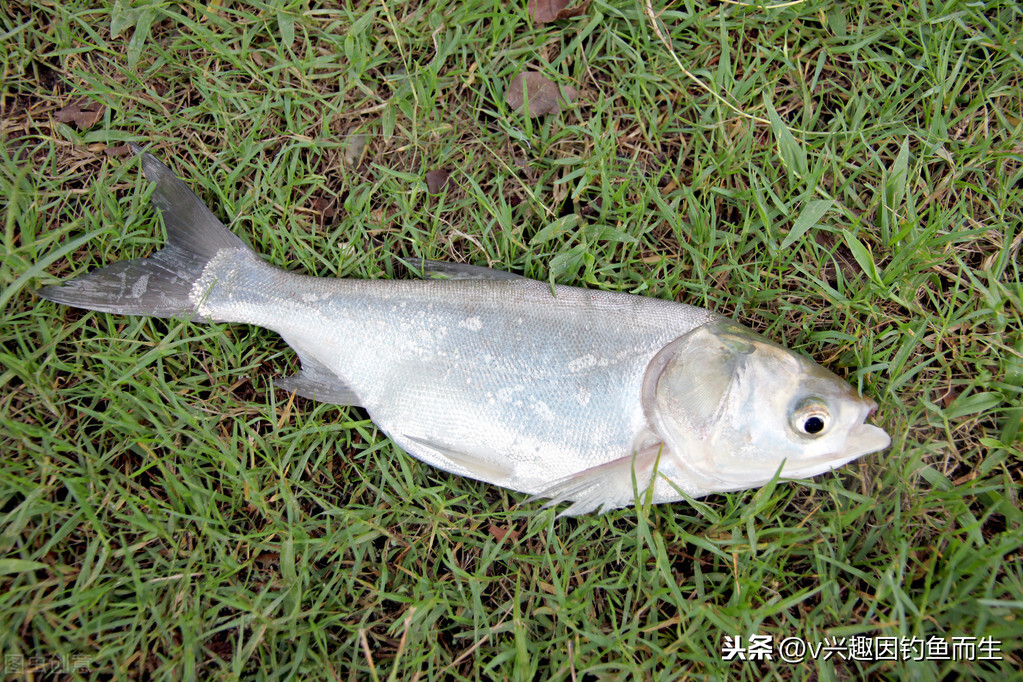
xmin=2 ymin=0 xmax=1021 ymax=678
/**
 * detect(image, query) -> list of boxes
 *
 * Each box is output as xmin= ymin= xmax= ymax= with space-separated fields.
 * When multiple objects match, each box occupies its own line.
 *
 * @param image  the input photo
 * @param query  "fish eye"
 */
xmin=791 ymin=399 xmax=831 ymax=437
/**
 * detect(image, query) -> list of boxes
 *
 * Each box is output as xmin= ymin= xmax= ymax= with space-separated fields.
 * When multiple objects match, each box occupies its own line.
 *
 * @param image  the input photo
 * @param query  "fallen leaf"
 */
xmin=940 ymin=386 xmax=961 ymax=410
xmin=104 ymin=143 xmax=132 ymax=157
xmin=311 ymin=195 xmax=340 ymax=226
xmin=54 ymin=98 xmax=105 ymax=131
xmin=311 ymin=197 xmax=336 ymax=214
xmin=505 ymin=72 xmax=578 ymax=117
xmin=814 ymin=231 xmax=863 ymax=281
xmin=255 ymin=551 xmax=280 ymax=567
xmin=529 ymin=0 xmax=589 ymax=24
xmin=489 ymin=525 xmax=521 ymax=543
xmin=425 ymin=169 xmax=450 ymax=194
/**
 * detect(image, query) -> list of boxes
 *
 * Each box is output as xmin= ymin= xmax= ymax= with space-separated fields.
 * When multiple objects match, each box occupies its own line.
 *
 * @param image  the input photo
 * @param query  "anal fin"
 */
xmin=528 ymin=444 xmax=666 ymax=516
xmin=276 ymin=353 xmax=362 ymax=406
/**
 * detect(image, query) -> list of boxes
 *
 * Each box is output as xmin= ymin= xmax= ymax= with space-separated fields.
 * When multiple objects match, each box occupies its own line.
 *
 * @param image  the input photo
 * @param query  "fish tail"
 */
xmin=37 ymin=144 xmax=255 ymax=322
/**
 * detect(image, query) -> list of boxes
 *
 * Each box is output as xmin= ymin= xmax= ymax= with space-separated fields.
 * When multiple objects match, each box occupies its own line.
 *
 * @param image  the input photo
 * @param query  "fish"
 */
xmin=37 ymin=145 xmax=891 ymax=515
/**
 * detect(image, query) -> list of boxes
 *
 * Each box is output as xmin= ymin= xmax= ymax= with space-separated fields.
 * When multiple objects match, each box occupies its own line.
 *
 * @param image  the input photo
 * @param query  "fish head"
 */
xmin=642 ymin=319 xmax=891 ymax=495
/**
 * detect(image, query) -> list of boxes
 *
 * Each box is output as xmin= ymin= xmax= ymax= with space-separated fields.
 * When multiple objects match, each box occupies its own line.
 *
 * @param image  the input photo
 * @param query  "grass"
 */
xmin=1 ymin=0 xmax=1021 ymax=678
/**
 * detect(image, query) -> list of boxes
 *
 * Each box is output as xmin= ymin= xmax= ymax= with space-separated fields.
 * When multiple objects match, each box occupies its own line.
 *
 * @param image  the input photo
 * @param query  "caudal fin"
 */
xmin=37 ymin=144 xmax=252 ymax=321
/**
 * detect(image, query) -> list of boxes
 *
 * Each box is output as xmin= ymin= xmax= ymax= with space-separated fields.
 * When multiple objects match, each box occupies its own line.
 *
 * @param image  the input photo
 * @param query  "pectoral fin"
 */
xmin=276 ymin=353 xmax=362 ymax=406
xmin=528 ymin=444 xmax=666 ymax=516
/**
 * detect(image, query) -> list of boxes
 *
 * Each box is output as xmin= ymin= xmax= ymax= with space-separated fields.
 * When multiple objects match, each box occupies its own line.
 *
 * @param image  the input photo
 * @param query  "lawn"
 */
xmin=1 ymin=0 xmax=1021 ymax=678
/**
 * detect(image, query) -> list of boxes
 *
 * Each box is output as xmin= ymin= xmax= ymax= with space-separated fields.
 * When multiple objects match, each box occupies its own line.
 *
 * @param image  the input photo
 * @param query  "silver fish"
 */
xmin=38 ymin=146 xmax=891 ymax=515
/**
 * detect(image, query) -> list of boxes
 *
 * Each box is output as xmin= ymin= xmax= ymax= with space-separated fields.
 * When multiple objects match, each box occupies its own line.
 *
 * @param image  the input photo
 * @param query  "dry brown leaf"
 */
xmin=488 ymin=525 xmax=521 ymax=543
xmin=104 ymin=143 xmax=132 ymax=157
xmin=529 ymin=0 xmax=589 ymax=24
xmin=505 ymin=72 xmax=578 ymax=117
xmin=54 ymin=98 xmax=105 ymax=131
xmin=310 ymin=196 xmax=340 ymax=226
xmin=940 ymin=386 xmax=961 ymax=410
xmin=813 ymin=231 xmax=863 ymax=281
xmin=425 ymin=169 xmax=450 ymax=194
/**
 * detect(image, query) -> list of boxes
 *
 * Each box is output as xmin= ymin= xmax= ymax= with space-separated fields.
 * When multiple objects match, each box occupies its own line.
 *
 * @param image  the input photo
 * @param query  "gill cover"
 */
xmin=642 ymin=320 xmax=756 ymax=439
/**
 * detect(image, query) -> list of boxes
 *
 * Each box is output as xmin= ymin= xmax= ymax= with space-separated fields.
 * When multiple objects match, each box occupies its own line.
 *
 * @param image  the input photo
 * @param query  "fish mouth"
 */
xmin=694 ymin=420 xmax=890 ymax=492
xmin=674 ymin=397 xmax=892 ymax=493
xmin=781 ymin=422 xmax=891 ymax=480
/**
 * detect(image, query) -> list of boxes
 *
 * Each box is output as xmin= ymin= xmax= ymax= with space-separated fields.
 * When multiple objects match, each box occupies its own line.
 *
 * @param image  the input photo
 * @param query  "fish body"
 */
xmin=38 ymin=148 xmax=891 ymax=514
xmin=198 ymin=250 xmax=716 ymax=497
